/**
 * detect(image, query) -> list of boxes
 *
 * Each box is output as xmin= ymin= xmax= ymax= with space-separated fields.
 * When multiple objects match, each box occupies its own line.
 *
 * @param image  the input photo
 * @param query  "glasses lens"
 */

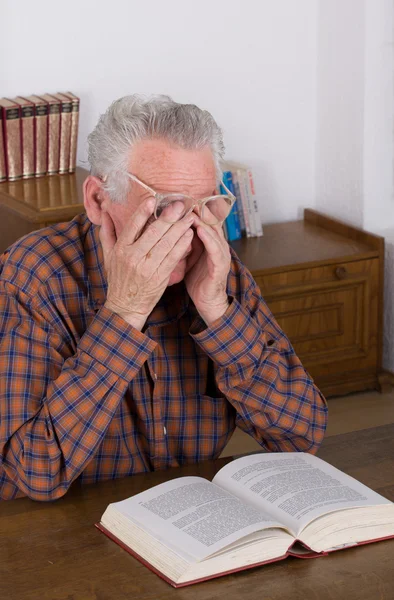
xmin=156 ymin=195 xmax=193 ymax=223
xmin=202 ymin=196 xmax=233 ymax=225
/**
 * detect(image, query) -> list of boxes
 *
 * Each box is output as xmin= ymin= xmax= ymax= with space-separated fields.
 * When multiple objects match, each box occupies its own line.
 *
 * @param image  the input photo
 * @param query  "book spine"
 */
xmin=58 ymin=98 xmax=72 ymax=174
xmin=221 ymin=171 xmax=241 ymax=242
xmin=20 ymin=104 xmax=35 ymax=179
xmin=242 ymin=170 xmax=256 ymax=237
xmin=0 ymin=110 xmax=6 ymax=181
xmin=247 ymin=169 xmax=263 ymax=236
xmin=34 ymin=103 xmax=48 ymax=177
xmin=47 ymin=102 xmax=60 ymax=175
xmin=69 ymin=97 xmax=79 ymax=173
xmin=237 ymin=169 xmax=252 ymax=237
xmin=3 ymin=105 xmax=22 ymax=181
xmin=231 ymin=171 xmax=246 ymax=236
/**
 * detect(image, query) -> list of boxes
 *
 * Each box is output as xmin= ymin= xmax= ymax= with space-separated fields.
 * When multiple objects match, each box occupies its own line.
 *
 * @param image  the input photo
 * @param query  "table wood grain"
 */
xmin=2 ymin=427 xmax=394 ymax=600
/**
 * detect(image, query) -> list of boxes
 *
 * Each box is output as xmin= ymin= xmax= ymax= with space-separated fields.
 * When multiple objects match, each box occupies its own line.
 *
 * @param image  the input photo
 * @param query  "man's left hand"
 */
xmin=185 ymin=214 xmax=231 ymax=326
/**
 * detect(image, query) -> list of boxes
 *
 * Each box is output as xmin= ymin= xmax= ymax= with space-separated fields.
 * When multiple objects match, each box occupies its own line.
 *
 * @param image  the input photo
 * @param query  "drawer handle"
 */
xmin=335 ymin=266 xmax=348 ymax=280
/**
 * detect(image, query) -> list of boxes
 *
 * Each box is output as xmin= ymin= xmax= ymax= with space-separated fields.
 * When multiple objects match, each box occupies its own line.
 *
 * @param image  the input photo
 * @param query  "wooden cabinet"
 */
xmin=230 ymin=210 xmax=385 ymax=397
xmin=0 ymin=172 xmax=385 ymax=397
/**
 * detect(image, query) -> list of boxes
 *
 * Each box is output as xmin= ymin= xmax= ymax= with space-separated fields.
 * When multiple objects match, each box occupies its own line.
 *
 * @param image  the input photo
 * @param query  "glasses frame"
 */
xmin=124 ymin=172 xmax=236 ymax=225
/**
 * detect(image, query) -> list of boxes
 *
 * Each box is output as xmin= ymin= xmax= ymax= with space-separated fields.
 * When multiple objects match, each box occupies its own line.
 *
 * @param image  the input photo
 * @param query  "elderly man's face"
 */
xmin=105 ymin=138 xmax=217 ymax=286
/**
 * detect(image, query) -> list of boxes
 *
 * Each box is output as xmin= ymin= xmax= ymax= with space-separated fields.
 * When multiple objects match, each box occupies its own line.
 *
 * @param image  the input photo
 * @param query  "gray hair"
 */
xmin=87 ymin=94 xmax=225 ymax=203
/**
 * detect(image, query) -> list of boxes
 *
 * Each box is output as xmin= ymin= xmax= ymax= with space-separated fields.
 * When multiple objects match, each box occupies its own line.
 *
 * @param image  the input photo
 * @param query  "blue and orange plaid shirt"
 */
xmin=0 ymin=214 xmax=327 ymax=501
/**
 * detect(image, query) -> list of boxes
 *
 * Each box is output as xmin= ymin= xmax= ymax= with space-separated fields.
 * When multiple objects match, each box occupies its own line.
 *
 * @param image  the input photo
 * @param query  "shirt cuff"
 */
xmin=79 ymin=306 xmax=157 ymax=380
xmin=190 ymin=297 xmax=266 ymax=368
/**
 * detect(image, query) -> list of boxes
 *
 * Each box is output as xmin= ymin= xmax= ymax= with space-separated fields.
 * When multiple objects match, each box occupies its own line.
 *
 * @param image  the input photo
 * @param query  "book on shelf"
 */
xmin=13 ymin=97 xmax=35 ymax=179
xmin=221 ymin=170 xmax=242 ymax=241
xmin=50 ymin=93 xmax=73 ymax=175
xmin=221 ymin=161 xmax=263 ymax=238
xmin=0 ymin=107 xmax=6 ymax=182
xmin=0 ymin=98 xmax=22 ymax=181
xmin=96 ymin=452 xmax=394 ymax=588
xmin=61 ymin=91 xmax=79 ymax=173
xmin=22 ymin=95 xmax=48 ymax=178
xmin=38 ymin=94 xmax=61 ymax=176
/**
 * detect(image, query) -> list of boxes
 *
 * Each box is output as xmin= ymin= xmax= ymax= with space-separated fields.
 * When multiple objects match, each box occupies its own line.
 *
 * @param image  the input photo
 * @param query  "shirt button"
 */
xmin=163 ymin=427 xmax=167 ymax=436
xmin=153 ymin=373 xmax=158 ymax=380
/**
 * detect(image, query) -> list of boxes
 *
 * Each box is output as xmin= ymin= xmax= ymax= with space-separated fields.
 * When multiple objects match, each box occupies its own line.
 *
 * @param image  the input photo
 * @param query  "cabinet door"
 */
xmin=254 ymin=259 xmax=379 ymax=395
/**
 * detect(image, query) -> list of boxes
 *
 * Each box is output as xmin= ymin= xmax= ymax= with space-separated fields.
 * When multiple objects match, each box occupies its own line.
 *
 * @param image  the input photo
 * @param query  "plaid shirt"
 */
xmin=0 ymin=214 xmax=327 ymax=501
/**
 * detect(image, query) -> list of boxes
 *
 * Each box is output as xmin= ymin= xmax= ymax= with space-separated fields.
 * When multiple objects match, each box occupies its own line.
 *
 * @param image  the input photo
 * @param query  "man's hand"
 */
xmin=100 ymin=198 xmax=194 ymax=330
xmin=185 ymin=214 xmax=231 ymax=326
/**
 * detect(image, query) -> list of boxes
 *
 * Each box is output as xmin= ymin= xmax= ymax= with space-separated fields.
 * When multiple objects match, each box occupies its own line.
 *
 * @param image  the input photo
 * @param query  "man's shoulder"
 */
xmin=0 ymin=214 xmax=92 ymax=296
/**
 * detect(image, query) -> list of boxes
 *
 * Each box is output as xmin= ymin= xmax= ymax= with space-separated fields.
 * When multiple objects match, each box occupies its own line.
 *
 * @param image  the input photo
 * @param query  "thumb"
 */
xmin=99 ymin=211 xmax=117 ymax=270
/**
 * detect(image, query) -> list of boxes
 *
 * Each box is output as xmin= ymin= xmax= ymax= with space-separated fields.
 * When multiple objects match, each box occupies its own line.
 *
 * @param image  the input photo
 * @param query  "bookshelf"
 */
xmin=0 ymin=172 xmax=386 ymax=397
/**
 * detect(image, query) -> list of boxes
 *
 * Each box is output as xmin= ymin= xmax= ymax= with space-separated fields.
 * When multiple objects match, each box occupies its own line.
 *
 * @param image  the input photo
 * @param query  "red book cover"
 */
xmin=0 ymin=107 xmax=6 ymax=182
xmin=95 ymin=521 xmax=394 ymax=588
xmin=13 ymin=97 xmax=35 ymax=179
xmin=0 ymin=98 xmax=22 ymax=181
xmin=22 ymin=95 xmax=48 ymax=178
xmin=61 ymin=91 xmax=79 ymax=173
xmin=50 ymin=93 xmax=73 ymax=174
xmin=38 ymin=94 xmax=61 ymax=175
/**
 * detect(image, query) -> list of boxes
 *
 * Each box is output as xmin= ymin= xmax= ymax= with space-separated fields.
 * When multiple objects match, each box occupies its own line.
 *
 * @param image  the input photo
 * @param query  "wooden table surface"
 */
xmin=2 ymin=425 xmax=394 ymax=600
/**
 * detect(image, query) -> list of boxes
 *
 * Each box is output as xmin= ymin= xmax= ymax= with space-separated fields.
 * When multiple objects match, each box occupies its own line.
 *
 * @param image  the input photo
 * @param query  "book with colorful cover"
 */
xmin=221 ymin=170 xmax=242 ymax=241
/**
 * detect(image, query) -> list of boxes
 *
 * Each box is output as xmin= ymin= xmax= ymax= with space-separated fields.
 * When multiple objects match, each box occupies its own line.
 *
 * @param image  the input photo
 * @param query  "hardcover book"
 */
xmin=97 ymin=452 xmax=394 ymax=587
xmin=61 ymin=91 xmax=79 ymax=173
xmin=0 ymin=108 xmax=6 ymax=182
xmin=0 ymin=98 xmax=22 ymax=181
xmin=13 ymin=97 xmax=35 ymax=179
xmin=221 ymin=171 xmax=242 ymax=241
xmin=38 ymin=94 xmax=61 ymax=175
xmin=22 ymin=95 xmax=48 ymax=177
xmin=50 ymin=93 xmax=73 ymax=174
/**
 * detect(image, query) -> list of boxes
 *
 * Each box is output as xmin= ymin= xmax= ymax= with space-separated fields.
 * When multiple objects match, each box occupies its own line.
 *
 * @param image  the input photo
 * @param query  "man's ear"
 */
xmin=83 ymin=175 xmax=111 ymax=225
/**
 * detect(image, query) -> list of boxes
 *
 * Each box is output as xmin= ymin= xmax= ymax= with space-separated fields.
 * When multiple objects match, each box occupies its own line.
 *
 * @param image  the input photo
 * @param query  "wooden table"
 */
xmin=2 ymin=425 xmax=394 ymax=600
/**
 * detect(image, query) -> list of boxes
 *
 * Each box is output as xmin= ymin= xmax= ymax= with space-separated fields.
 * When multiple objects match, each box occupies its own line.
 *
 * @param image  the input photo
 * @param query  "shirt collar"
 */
xmin=84 ymin=217 xmax=190 ymax=327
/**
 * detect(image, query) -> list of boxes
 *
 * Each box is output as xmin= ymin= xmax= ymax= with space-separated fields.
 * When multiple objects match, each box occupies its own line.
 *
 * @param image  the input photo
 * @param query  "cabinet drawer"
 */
xmin=254 ymin=259 xmax=379 ymax=377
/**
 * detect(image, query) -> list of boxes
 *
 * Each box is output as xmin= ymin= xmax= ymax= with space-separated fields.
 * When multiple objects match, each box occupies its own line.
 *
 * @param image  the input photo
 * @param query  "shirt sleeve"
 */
xmin=0 ymin=282 xmax=156 ymax=501
xmin=189 ymin=262 xmax=328 ymax=454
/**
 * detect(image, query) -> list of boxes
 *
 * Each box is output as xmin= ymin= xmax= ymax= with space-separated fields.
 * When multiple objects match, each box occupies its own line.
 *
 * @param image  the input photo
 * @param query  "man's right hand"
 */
xmin=99 ymin=198 xmax=194 ymax=331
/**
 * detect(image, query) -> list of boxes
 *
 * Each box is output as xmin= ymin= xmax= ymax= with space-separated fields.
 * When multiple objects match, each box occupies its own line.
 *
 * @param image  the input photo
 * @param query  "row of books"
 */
xmin=0 ymin=92 xmax=80 ymax=183
xmin=221 ymin=162 xmax=263 ymax=241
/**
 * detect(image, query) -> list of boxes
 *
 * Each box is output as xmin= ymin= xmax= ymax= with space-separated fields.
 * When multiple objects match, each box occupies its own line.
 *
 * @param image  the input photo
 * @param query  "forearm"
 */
xmin=0 ymin=306 xmax=156 ymax=500
xmin=190 ymin=297 xmax=328 ymax=453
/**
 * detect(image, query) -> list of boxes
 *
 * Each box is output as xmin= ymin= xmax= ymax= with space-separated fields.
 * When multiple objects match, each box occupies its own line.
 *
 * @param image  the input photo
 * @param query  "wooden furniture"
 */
xmin=231 ymin=211 xmax=385 ymax=397
xmin=0 ymin=171 xmax=385 ymax=397
xmin=0 ymin=167 xmax=87 ymax=252
xmin=2 ymin=424 xmax=394 ymax=600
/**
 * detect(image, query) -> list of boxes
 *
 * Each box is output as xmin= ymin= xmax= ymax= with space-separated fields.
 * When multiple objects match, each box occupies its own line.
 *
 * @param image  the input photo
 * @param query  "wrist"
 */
xmin=104 ymin=302 xmax=148 ymax=331
xmin=197 ymin=298 xmax=230 ymax=326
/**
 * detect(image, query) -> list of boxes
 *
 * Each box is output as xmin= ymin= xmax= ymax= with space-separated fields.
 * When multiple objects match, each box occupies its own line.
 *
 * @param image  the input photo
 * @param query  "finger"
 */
xmin=159 ymin=229 xmax=194 ymax=277
xmin=117 ymin=197 xmax=156 ymax=246
xmin=192 ymin=213 xmax=227 ymax=245
xmin=99 ymin=211 xmax=117 ymax=268
xmin=136 ymin=207 xmax=192 ymax=257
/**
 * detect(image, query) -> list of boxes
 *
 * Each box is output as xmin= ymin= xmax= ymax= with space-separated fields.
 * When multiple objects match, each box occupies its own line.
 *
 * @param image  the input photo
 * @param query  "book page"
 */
xmin=213 ymin=453 xmax=392 ymax=537
xmin=111 ymin=476 xmax=284 ymax=562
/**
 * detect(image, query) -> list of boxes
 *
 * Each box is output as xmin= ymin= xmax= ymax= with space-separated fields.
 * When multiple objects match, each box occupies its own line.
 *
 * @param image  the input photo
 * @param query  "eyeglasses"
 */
xmin=124 ymin=172 xmax=236 ymax=226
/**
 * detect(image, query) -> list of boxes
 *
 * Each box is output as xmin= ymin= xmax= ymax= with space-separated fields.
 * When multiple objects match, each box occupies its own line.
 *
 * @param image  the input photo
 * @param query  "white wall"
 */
xmin=315 ymin=0 xmax=365 ymax=227
xmin=2 ymin=0 xmax=318 ymax=224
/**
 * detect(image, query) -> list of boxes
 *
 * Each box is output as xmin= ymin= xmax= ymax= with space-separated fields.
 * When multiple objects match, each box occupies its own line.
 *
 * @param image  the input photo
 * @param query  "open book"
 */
xmin=96 ymin=452 xmax=394 ymax=587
